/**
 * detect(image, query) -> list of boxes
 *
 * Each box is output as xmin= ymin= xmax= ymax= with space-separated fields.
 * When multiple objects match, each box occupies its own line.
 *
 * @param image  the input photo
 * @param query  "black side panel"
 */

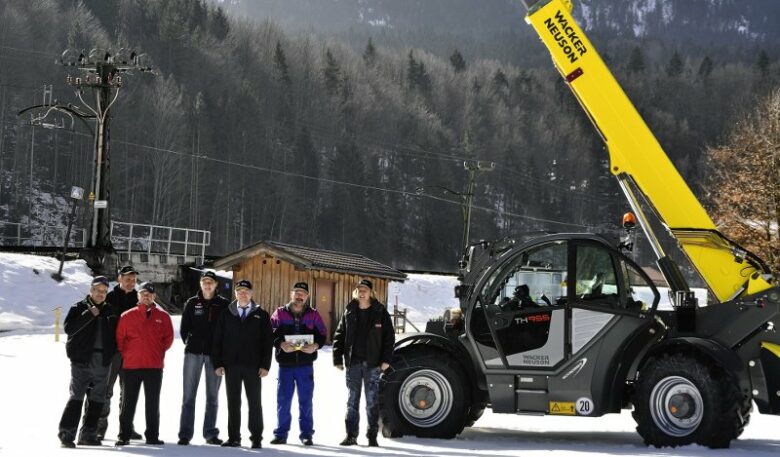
xmin=759 ymin=347 xmax=780 ymax=414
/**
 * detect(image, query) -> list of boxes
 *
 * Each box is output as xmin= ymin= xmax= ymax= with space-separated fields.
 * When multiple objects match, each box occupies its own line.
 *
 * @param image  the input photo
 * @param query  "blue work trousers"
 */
xmin=273 ymin=365 xmax=315 ymax=440
xmin=178 ymin=353 xmax=221 ymax=441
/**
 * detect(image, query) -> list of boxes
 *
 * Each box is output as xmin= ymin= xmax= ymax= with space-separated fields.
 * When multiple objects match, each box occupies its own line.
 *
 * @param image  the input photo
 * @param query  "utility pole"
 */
xmin=416 ymin=160 xmax=495 ymax=255
xmin=461 ymin=160 xmax=495 ymax=251
xmin=60 ymin=47 xmax=152 ymax=251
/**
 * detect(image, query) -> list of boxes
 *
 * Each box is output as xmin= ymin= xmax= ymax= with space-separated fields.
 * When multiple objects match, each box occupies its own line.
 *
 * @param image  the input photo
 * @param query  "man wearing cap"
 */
xmin=269 ymin=281 xmax=327 ymax=446
xmin=177 ymin=271 xmax=229 ymax=446
xmin=333 ymin=278 xmax=395 ymax=447
xmin=211 ymin=279 xmax=273 ymax=449
xmin=115 ymin=282 xmax=174 ymax=446
xmin=58 ymin=276 xmax=117 ymax=448
xmin=97 ymin=265 xmax=140 ymax=440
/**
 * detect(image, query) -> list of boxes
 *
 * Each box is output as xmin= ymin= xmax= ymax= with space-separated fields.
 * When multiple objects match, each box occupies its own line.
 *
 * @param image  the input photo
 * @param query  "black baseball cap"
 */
xmin=118 ymin=265 xmax=138 ymax=276
xmin=139 ymin=281 xmax=155 ymax=294
xmin=292 ymin=281 xmax=309 ymax=293
xmin=91 ymin=276 xmax=110 ymax=287
xmin=357 ymin=279 xmax=373 ymax=290
xmin=201 ymin=271 xmax=218 ymax=282
xmin=235 ymin=279 xmax=253 ymax=290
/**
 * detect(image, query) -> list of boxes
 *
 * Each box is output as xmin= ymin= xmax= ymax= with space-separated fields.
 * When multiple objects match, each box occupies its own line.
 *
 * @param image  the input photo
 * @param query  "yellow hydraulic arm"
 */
xmin=520 ymin=0 xmax=772 ymax=303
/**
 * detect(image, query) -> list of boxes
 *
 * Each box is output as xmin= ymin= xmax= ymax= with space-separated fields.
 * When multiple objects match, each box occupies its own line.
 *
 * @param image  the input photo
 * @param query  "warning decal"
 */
xmin=549 ymin=401 xmax=576 ymax=415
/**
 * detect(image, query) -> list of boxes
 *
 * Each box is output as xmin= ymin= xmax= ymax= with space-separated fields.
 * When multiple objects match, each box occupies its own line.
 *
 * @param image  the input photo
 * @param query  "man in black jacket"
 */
xmin=58 ymin=276 xmax=117 ymax=448
xmin=97 ymin=265 xmax=140 ymax=440
xmin=177 ymin=270 xmax=229 ymax=446
xmin=211 ymin=279 xmax=273 ymax=449
xmin=333 ymin=279 xmax=395 ymax=447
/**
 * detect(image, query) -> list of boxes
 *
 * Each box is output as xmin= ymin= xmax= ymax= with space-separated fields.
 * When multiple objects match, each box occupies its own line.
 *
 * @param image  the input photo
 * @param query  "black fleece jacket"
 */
xmin=332 ymin=298 xmax=395 ymax=368
xmin=180 ymin=291 xmax=229 ymax=355
xmin=64 ymin=295 xmax=118 ymax=365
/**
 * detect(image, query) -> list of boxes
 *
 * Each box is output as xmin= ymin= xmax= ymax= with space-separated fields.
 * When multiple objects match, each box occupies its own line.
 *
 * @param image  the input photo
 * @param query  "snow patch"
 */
xmin=0 ymin=252 xmax=93 ymax=332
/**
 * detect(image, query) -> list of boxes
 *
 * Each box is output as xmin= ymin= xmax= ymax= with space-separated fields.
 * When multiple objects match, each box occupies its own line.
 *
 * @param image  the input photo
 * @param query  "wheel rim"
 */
xmin=649 ymin=376 xmax=704 ymax=437
xmin=398 ymin=369 xmax=453 ymax=428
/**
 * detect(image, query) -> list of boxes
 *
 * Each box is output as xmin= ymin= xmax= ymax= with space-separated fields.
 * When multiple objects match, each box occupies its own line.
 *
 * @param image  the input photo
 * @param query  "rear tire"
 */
xmin=380 ymin=347 xmax=470 ymax=439
xmin=632 ymin=353 xmax=750 ymax=448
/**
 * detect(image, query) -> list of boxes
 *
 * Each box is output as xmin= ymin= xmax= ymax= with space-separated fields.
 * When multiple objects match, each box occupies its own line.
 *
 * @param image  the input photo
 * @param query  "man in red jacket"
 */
xmin=115 ymin=282 xmax=174 ymax=446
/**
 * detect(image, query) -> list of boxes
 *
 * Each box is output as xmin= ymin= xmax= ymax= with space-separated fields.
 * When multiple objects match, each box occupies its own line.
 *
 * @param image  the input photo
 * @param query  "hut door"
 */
xmin=315 ymin=279 xmax=336 ymax=343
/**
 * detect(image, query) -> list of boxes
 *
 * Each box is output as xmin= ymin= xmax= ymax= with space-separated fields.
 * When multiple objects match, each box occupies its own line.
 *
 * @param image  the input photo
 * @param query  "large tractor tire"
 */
xmin=464 ymin=402 xmax=486 ymax=428
xmin=632 ymin=353 xmax=751 ymax=449
xmin=380 ymin=347 xmax=470 ymax=439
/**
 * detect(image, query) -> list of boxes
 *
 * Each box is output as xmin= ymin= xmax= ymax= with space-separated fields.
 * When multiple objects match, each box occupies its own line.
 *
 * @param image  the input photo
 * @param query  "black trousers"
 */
xmin=224 ymin=365 xmax=263 ymax=442
xmin=98 ymin=352 xmax=124 ymax=434
xmin=119 ymin=368 xmax=163 ymax=441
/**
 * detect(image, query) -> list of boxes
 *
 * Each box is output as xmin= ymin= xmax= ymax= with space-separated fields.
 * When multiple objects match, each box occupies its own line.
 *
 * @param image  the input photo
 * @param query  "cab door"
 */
xmin=466 ymin=237 xmax=659 ymax=414
xmin=547 ymin=240 xmax=660 ymax=416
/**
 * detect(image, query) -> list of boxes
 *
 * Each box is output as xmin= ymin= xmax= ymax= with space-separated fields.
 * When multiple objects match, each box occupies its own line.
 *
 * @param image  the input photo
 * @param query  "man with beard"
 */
xmin=269 ymin=282 xmax=327 ymax=446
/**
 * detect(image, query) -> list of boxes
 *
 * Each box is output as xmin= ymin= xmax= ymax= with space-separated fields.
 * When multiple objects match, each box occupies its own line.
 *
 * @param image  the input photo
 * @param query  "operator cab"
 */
xmin=464 ymin=234 xmax=659 ymax=397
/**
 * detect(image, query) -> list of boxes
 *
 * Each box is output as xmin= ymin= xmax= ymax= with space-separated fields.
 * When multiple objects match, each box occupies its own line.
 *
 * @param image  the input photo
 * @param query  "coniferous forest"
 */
xmin=0 ymin=0 xmax=778 ymax=271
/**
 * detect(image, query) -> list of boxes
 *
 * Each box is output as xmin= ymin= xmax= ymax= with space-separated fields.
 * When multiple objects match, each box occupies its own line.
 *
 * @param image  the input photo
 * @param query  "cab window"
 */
xmin=476 ymin=242 xmax=567 ymax=361
xmin=620 ymin=259 xmax=658 ymax=311
xmin=482 ymin=241 xmax=568 ymax=310
xmin=575 ymin=245 xmax=618 ymax=302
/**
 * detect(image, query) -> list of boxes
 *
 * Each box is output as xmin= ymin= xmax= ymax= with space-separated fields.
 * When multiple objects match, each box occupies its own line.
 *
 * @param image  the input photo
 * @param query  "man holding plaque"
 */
xmin=269 ymin=281 xmax=327 ymax=446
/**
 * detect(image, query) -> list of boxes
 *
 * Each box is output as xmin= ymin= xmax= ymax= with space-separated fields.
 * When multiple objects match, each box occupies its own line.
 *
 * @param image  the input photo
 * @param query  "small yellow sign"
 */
xmin=549 ymin=401 xmax=576 ymax=415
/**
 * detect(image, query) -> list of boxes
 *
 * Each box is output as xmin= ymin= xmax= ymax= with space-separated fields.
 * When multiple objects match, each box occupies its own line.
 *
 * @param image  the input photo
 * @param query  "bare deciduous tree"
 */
xmin=708 ymin=89 xmax=780 ymax=273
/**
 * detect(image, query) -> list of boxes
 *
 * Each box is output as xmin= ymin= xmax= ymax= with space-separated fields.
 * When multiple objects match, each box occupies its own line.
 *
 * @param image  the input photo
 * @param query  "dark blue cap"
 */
xmin=201 ymin=271 xmax=218 ymax=282
xmin=235 ymin=279 xmax=252 ymax=290
xmin=139 ymin=281 xmax=155 ymax=294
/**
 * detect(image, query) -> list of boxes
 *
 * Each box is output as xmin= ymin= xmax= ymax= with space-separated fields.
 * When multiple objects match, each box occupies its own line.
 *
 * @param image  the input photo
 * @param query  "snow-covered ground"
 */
xmin=0 ymin=253 xmax=778 ymax=456
xmin=0 ymin=253 xmax=94 ymax=332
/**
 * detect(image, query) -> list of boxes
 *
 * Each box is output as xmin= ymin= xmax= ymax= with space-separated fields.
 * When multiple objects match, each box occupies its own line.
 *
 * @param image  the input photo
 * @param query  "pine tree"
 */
xmin=492 ymin=69 xmax=509 ymax=91
xmin=698 ymin=56 xmax=713 ymax=79
xmin=274 ymin=40 xmax=292 ymax=87
xmin=450 ymin=49 xmax=466 ymax=73
xmin=407 ymin=50 xmax=419 ymax=89
xmin=627 ymin=46 xmax=645 ymax=73
xmin=210 ymin=6 xmax=229 ymax=41
xmin=363 ymin=37 xmax=377 ymax=67
xmin=757 ymin=50 xmax=770 ymax=77
xmin=323 ymin=48 xmax=341 ymax=96
xmin=666 ymin=51 xmax=683 ymax=77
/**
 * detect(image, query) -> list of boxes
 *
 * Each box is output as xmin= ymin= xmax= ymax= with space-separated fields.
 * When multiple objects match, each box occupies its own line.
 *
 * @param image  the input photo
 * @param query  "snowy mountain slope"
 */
xmin=219 ymin=0 xmax=780 ymax=44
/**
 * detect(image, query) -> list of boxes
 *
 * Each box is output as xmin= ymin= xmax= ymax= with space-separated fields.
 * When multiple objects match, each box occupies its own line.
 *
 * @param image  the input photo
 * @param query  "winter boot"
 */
xmin=95 ymin=417 xmax=108 ymax=440
xmin=58 ymin=399 xmax=84 ymax=445
xmin=339 ymin=435 xmax=358 ymax=446
xmin=78 ymin=401 xmax=104 ymax=445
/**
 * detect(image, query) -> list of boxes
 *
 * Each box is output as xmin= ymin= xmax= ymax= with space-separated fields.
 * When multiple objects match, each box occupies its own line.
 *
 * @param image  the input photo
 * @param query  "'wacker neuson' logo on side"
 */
xmin=544 ymin=10 xmax=588 ymax=64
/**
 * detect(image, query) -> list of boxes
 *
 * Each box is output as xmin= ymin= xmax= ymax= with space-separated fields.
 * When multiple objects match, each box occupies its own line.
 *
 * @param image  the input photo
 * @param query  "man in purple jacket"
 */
xmin=269 ymin=282 xmax=327 ymax=446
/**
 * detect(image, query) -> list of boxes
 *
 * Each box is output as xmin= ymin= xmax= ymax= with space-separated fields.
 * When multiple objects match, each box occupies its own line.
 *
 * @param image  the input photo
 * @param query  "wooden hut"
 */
xmin=212 ymin=241 xmax=406 ymax=342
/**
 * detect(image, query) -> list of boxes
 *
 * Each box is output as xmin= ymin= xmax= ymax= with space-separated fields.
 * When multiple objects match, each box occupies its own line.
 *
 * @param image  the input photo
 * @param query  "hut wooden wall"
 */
xmin=232 ymin=253 xmax=391 ymax=330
